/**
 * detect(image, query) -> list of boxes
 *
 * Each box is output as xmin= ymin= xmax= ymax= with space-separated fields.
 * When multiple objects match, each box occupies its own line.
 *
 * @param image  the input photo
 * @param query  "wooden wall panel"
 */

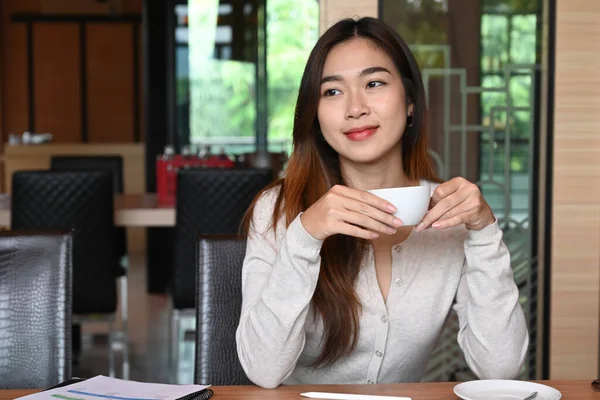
xmin=551 ymin=0 xmax=600 ymax=380
xmin=551 ymin=205 xmax=600 ymax=379
xmin=33 ymin=23 xmax=81 ymax=142
xmin=1 ymin=0 xmax=142 ymax=143
xmin=123 ymin=0 xmax=142 ymax=13
xmin=1 ymin=0 xmax=37 ymax=136
xmin=319 ymin=0 xmax=378 ymax=34
xmin=554 ymin=137 xmax=600 ymax=204
xmin=87 ymin=24 xmax=135 ymax=142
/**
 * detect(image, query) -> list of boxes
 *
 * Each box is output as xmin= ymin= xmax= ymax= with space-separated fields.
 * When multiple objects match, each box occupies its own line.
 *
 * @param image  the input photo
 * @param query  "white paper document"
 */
xmin=301 ymin=392 xmax=411 ymax=400
xmin=16 ymin=375 xmax=211 ymax=400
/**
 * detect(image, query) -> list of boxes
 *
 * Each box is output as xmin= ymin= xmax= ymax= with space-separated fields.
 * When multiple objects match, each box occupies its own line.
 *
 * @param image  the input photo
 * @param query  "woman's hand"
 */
xmin=415 ymin=177 xmax=495 ymax=232
xmin=300 ymin=185 xmax=403 ymax=241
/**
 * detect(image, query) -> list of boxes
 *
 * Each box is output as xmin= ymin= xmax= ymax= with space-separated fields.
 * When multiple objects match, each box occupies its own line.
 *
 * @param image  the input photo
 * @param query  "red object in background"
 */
xmin=156 ymin=154 xmax=235 ymax=205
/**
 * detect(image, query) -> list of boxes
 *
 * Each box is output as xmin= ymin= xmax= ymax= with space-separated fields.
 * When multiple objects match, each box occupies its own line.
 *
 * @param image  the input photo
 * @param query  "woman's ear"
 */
xmin=408 ymin=103 xmax=414 ymax=117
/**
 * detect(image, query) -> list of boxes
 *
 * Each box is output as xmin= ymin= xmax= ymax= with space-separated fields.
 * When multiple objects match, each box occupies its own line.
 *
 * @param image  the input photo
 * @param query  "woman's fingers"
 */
xmin=337 ymin=208 xmax=398 ymax=235
xmin=430 ymin=213 xmax=473 ymax=230
xmin=430 ymin=202 xmax=477 ymax=229
xmin=416 ymin=190 xmax=468 ymax=231
xmin=415 ymin=178 xmax=495 ymax=231
xmin=342 ymin=197 xmax=403 ymax=230
xmin=332 ymin=185 xmax=398 ymax=214
xmin=334 ymin=219 xmax=381 ymax=240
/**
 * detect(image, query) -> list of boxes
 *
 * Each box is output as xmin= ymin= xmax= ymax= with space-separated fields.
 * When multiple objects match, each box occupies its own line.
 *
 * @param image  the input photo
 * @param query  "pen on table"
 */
xmin=300 ymin=392 xmax=412 ymax=400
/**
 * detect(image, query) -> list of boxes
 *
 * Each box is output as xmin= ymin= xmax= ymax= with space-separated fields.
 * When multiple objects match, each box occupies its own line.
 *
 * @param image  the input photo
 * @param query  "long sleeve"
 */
xmin=235 ymin=191 xmax=323 ymax=388
xmin=452 ymin=220 xmax=529 ymax=379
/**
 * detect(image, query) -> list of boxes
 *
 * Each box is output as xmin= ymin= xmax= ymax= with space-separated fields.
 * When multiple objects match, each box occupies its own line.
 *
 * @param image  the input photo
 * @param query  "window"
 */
xmin=479 ymin=0 xmax=541 ymax=223
xmin=172 ymin=0 xmax=318 ymax=156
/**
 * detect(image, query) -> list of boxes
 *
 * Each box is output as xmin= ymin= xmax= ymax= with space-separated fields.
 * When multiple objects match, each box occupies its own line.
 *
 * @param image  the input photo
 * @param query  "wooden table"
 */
xmin=0 ymin=193 xmax=175 ymax=227
xmin=1 ymin=380 xmax=598 ymax=399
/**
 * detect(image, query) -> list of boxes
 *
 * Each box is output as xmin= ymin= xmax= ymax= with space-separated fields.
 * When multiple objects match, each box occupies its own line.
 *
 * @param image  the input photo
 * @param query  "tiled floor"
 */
xmin=74 ymin=254 xmax=196 ymax=384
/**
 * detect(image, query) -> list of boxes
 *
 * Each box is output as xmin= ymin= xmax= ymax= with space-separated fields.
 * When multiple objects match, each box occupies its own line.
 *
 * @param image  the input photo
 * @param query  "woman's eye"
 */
xmin=323 ymin=88 xmax=341 ymax=97
xmin=367 ymin=81 xmax=385 ymax=88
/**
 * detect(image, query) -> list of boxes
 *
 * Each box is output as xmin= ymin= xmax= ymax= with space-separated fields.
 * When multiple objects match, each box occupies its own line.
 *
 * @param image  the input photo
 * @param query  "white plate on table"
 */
xmin=453 ymin=380 xmax=562 ymax=400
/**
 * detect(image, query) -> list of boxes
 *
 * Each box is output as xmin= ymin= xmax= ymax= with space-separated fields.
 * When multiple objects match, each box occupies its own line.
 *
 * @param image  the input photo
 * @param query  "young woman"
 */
xmin=235 ymin=16 xmax=528 ymax=388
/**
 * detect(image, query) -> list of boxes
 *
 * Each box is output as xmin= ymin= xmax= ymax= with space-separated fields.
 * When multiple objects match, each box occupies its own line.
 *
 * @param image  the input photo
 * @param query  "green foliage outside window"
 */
xmin=187 ymin=0 xmax=318 ymax=154
xmin=480 ymin=12 xmax=538 ymax=174
xmin=267 ymin=0 xmax=319 ymax=153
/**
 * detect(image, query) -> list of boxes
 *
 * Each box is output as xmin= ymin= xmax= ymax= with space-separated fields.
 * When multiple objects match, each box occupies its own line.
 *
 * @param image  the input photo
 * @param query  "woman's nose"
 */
xmin=345 ymin=91 xmax=370 ymax=119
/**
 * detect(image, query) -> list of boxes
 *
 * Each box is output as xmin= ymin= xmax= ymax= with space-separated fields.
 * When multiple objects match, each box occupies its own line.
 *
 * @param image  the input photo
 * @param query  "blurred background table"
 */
xmin=0 ymin=193 xmax=175 ymax=228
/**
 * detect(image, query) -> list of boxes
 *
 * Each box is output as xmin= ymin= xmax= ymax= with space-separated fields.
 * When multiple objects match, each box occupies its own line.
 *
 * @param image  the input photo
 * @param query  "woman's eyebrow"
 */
xmin=320 ymin=66 xmax=391 ymax=85
xmin=359 ymin=66 xmax=391 ymax=77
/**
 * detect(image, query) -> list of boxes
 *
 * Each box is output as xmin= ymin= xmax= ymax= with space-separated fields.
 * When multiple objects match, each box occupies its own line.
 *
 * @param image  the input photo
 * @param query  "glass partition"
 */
xmin=381 ymin=0 xmax=544 ymax=381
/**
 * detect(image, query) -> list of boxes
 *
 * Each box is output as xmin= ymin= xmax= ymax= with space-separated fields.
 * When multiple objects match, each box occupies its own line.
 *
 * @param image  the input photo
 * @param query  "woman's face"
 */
xmin=317 ymin=38 xmax=412 ymax=166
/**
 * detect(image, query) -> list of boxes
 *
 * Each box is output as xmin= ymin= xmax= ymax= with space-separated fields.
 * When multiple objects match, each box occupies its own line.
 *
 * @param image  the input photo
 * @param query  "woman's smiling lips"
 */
xmin=343 ymin=125 xmax=379 ymax=141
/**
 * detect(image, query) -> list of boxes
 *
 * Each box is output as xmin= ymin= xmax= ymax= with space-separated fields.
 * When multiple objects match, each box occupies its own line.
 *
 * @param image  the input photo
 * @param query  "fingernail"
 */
xmin=392 ymin=218 xmax=403 ymax=227
xmin=371 ymin=232 xmax=379 ymax=239
xmin=387 ymin=227 xmax=396 ymax=234
xmin=387 ymin=204 xmax=397 ymax=212
xmin=415 ymin=223 xmax=424 ymax=232
xmin=432 ymin=222 xmax=441 ymax=229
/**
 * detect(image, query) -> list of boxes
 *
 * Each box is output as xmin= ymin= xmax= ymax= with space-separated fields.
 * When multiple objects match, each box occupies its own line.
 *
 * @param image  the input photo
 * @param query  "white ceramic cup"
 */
xmin=368 ymin=185 xmax=431 ymax=226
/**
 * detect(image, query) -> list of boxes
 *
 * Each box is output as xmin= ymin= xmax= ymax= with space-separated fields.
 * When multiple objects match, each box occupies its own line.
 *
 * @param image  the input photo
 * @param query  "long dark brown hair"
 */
xmin=242 ymin=17 xmax=438 ymax=368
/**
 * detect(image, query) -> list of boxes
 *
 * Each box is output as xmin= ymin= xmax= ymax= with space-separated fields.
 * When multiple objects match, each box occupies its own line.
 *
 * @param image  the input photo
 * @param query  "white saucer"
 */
xmin=453 ymin=379 xmax=562 ymax=400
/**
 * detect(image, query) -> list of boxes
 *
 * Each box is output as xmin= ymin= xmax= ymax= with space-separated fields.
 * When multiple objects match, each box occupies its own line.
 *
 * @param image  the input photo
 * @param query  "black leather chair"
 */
xmin=0 ymin=231 xmax=72 ymax=389
xmin=11 ymin=170 xmax=125 ymax=378
xmin=49 ymin=155 xmax=130 ymax=378
xmin=50 ymin=155 xmax=127 ymax=266
xmin=194 ymin=236 xmax=251 ymax=385
xmin=170 ymin=167 xmax=272 ymax=375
